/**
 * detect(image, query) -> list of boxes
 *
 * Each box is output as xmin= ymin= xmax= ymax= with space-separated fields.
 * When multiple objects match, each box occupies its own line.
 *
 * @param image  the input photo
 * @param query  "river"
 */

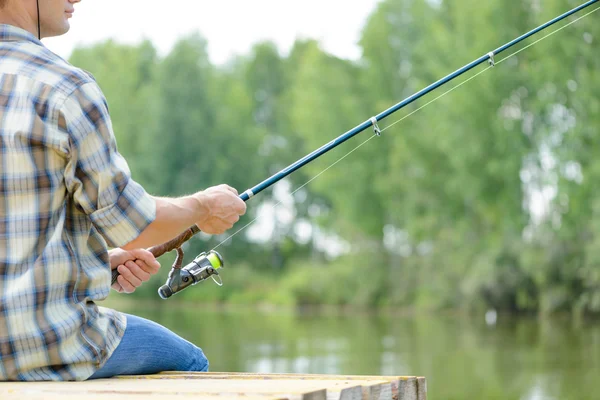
xmin=110 ymin=301 xmax=600 ymax=400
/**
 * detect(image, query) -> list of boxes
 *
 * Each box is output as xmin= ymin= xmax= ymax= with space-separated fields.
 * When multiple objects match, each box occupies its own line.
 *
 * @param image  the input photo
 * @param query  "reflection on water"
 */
xmin=110 ymin=301 xmax=600 ymax=400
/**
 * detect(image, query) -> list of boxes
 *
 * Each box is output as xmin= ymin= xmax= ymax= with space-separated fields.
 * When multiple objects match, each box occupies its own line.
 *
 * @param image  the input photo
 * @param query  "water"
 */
xmin=111 ymin=301 xmax=600 ymax=400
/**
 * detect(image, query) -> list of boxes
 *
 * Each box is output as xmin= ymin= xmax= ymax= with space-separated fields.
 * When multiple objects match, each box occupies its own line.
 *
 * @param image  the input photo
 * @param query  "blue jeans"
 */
xmin=89 ymin=314 xmax=209 ymax=379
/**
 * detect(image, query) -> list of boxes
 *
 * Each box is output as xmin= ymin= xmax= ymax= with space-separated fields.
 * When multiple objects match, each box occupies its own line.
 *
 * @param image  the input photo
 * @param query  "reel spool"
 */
xmin=158 ymin=250 xmax=224 ymax=299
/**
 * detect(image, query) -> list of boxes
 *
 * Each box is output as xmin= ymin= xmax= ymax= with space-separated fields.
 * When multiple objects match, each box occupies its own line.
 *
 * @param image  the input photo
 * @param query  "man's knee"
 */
xmin=186 ymin=346 xmax=209 ymax=372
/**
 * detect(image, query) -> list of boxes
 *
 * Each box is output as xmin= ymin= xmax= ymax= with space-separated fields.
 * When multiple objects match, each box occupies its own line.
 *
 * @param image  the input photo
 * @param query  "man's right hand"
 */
xmin=122 ymin=184 xmax=248 ymax=251
xmin=193 ymin=184 xmax=247 ymax=235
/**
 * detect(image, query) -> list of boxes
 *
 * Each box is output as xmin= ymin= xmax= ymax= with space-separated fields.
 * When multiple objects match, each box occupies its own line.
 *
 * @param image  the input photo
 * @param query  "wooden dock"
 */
xmin=0 ymin=372 xmax=427 ymax=400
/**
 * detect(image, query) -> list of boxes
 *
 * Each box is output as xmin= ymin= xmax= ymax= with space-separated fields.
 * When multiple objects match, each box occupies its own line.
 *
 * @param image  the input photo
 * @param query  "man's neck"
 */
xmin=0 ymin=7 xmax=38 ymax=38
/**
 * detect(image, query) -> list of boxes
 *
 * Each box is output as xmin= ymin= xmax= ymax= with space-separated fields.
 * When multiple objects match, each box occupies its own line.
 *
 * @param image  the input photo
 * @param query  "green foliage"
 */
xmin=74 ymin=0 xmax=600 ymax=316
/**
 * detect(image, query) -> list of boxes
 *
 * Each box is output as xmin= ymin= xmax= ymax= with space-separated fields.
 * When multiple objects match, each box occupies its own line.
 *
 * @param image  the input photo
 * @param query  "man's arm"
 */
xmin=60 ymin=82 xmax=246 ymax=253
xmin=121 ymin=184 xmax=246 ymax=251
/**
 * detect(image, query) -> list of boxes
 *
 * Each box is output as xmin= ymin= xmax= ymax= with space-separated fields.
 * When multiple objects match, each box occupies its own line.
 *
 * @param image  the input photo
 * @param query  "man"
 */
xmin=0 ymin=0 xmax=247 ymax=381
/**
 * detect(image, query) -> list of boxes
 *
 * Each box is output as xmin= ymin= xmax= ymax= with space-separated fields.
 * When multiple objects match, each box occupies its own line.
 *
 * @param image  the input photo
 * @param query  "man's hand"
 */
xmin=109 ymin=248 xmax=161 ymax=293
xmin=194 ymin=184 xmax=247 ymax=235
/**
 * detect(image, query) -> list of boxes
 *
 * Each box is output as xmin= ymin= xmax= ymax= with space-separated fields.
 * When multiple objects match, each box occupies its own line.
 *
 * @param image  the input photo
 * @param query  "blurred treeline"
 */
xmin=75 ymin=0 xmax=600 ymax=315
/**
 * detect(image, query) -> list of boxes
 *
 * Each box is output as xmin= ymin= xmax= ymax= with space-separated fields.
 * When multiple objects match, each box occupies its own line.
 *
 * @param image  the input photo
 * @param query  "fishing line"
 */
xmin=209 ymin=4 xmax=599 ymax=252
xmin=496 ymin=5 xmax=600 ymax=64
xmin=381 ymin=4 xmax=600 ymax=134
xmin=211 ymin=134 xmax=379 ymax=251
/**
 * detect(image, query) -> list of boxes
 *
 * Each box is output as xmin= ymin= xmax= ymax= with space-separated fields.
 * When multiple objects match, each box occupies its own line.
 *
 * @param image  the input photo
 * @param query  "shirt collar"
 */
xmin=0 ymin=24 xmax=44 ymax=47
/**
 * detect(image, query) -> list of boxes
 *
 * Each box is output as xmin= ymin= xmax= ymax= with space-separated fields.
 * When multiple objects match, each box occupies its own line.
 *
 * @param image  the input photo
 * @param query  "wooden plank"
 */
xmin=330 ymin=386 xmax=363 ymax=400
xmin=0 ymin=373 xmax=426 ymax=400
xmin=362 ymin=381 xmax=393 ymax=400
xmin=0 ymin=385 xmax=369 ymax=400
xmin=151 ymin=372 xmax=423 ymax=400
xmin=0 ymin=392 xmax=289 ymax=400
xmin=115 ymin=374 xmax=394 ymax=400
xmin=11 ymin=378 xmax=350 ymax=393
xmin=157 ymin=372 xmax=419 ymax=381
xmin=0 ymin=379 xmax=331 ymax=400
xmin=417 ymin=377 xmax=427 ymax=400
xmin=397 ymin=377 xmax=418 ymax=400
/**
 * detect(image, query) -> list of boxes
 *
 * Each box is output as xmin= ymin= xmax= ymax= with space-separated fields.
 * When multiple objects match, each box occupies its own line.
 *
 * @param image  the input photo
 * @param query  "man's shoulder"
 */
xmin=28 ymin=43 xmax=99 ymax=97
xmin=0 ymin=41 xmax=100 ymax=99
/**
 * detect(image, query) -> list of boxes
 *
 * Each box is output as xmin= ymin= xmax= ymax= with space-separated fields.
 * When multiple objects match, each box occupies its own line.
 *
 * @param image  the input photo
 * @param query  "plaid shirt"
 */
xmin=0 ymin=25 xmax=156 ymax=381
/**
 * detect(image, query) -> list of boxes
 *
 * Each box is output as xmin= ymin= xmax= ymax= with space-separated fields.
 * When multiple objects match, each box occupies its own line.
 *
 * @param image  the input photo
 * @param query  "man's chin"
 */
xmin=42 ymin=24 xmax=70 ymax=39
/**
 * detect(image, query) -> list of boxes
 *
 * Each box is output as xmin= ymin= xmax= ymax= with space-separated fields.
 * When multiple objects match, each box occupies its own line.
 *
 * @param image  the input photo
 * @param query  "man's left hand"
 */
xmin=109 ymin=248 xmax=161 ymax=293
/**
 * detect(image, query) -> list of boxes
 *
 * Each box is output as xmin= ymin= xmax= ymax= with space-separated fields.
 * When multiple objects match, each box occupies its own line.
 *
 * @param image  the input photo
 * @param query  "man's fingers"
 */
xmin=221 ymin=185 xmax=247 ymax=215
xmin=116 ymin=274 xmax=135 ymax=294
xmin=135 ymin=259 xmax=159 ymax=275
xmin=118 ymin=263 xmax=143 ymax=288
xmin=125 ymin=260 xmax=151 ymax=282
xmin=111 ymin=282 xmax=124 ymax=293
xmin=112 ymin=260 xmax=151 ymax=293
xmin=219 ymin=217 xmax=235 ymax=231
xmin=204 ymin=219 xmax=230 ymax=235
xmin=221 ymin=184 xmax=238 ymax=195
xmin=224 ymin=214 xmax=240 ymax=225
xmin=234 ymin=198 xmax=247 ymax=215
xmin=128 ymin=249 xmax=161 ymax=271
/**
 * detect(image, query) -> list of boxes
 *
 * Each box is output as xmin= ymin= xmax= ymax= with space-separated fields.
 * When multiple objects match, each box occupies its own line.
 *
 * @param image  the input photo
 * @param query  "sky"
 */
xmin=44 ymin=0 xmax=383 ymax=65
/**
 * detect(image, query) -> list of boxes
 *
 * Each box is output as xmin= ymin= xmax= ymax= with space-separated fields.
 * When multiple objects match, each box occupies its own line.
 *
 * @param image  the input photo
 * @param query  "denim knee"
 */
xmin=186 ymin=346 xmax=209 ymax=372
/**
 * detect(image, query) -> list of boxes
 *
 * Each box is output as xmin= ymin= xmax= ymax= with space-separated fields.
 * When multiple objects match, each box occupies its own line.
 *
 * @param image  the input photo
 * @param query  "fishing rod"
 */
xmin=111 ymin=0 xmax=599 ymax=299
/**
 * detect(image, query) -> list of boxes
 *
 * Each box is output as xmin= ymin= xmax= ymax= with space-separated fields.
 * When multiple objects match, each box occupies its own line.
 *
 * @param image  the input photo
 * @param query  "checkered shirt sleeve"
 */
xmin=60 ymin=82 xmax=156 ymax=248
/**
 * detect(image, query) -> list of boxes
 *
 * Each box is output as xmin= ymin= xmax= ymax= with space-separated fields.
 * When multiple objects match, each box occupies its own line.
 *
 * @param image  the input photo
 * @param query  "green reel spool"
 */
xmin=158 ymin=250 xmax=224 ymax=299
